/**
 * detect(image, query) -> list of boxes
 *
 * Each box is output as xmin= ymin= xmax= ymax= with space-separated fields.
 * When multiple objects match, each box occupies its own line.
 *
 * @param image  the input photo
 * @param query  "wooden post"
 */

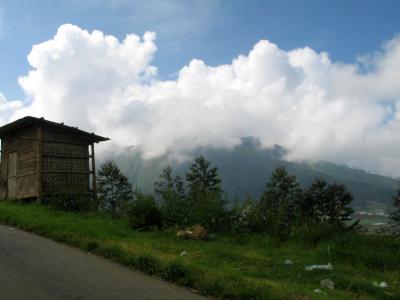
xmin=91 ymin=142 xmax=97 ymax=199
xmin=37 ymin=125 xmax=43 ymax=202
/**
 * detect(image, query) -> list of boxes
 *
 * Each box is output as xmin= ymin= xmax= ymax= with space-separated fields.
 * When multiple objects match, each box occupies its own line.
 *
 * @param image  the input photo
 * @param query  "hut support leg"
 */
xmin=37 ymin=125 xmax=43 ymax=202
xmin=91 ymin=143 xmax=97 ymax=199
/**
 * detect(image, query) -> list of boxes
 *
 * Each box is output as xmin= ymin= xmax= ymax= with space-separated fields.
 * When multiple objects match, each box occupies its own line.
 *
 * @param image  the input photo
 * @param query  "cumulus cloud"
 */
xmin=0 ymin=93 xmax=23 ymax=124
xmin=6 ymin=24 xmax=400 ymax=177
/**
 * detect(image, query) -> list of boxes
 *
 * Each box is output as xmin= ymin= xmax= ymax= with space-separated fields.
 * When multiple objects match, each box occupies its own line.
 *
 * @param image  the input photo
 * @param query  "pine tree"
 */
xmin=325 ymin=183 xmax=354 ymax=227
xmin=390 ymin=186 xmax=400 ymax=226
xmin=303 ymin=178 xmax=330 ymax=224
xmin=186 ymin=155 xmax=221 ymax=194
xmin=97 ymin=161 xmax=133 ymax=215
xmin=259 ymin=167 xmax=303 ymax=235
xmin=185 ymin=155 xmax=227 ymax=230
xmin=154 ymin=165 xmax=187 ymax=226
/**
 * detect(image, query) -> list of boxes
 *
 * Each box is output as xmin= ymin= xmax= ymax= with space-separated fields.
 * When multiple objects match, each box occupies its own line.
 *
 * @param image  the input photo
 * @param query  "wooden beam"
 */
xmin=91 ymin=143 xmax=97 ymax=199
xmin=42 ymin=139 xmax=89 ymax=146
xmin=42 ymin=171 xmax=91 ymax=174
xmin=37 ymin=125 xmax=43 ymax=202
xmin=42 ymin=154 xmax=89 ymax=159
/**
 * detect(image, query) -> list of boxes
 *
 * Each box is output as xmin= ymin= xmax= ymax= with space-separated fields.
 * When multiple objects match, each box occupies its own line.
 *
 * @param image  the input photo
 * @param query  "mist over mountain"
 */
xmin=108 ymin=137 xmax=398 ymax=210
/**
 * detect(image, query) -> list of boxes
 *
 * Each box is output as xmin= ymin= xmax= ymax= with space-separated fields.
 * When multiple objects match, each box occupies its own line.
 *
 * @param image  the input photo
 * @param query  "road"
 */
xmin=0 ymin=224 xmax=206 ymax=299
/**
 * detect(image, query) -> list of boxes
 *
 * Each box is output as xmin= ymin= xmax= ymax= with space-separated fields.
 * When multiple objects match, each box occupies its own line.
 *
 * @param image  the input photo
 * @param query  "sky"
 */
xmin=0 ymin=0 xmax=400 ymax=177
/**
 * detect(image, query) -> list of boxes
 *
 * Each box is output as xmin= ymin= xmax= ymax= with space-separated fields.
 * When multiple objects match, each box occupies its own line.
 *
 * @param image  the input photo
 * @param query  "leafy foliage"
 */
xmin=229 ymin=196 xmax=260 ymax=234
xmin=127 ymin=192 xmax=163 ymax=230
xmin=97 ymin=161 xmax=133 ymax=215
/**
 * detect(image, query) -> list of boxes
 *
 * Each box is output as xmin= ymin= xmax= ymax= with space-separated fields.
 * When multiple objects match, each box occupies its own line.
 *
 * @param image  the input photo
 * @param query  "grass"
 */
xmin=0 ymin=200 xmax=399 ymax=299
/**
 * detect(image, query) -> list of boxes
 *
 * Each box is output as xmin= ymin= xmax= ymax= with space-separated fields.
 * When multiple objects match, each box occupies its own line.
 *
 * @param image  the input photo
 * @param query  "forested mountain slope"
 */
xmin=110 ymin=138 xmax=398 ymax=209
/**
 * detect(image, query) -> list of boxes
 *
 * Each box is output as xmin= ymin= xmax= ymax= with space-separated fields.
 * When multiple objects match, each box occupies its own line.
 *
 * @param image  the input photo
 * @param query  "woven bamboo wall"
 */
xmin=41 ymin=127 xmax=90 ymax=195
xmin=0 ymin=126 xmax=38 ymax=198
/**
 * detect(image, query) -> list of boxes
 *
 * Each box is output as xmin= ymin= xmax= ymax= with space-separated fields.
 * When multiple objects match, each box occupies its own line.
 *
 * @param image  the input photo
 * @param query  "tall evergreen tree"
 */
xmin=259 ymin=167 xmax=303 ymax=235
xmin=303 ymin=178 xmax=330 ymax=224
xmin=97 ymin=161 xmax=133 ymax=215
xmin=154 ymin=165 xmax=187 ymax=226
xmin=303 ymin=178 xmax=354 ymax=228
xmin=186 ymin=155 xmax=222 ymax=193
xmin=185 ymin=155 xmax=227 ymax=230
xmin=325 ymin=183 xmax=354 ymax=226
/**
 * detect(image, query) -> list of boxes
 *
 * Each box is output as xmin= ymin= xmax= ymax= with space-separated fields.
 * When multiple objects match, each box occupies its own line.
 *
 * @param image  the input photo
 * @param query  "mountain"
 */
xmin=110 ymin=137 xmax=398 ymax=209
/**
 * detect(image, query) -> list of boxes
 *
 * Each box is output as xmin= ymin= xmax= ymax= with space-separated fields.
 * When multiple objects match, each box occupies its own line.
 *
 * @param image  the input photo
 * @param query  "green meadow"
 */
xmin=0 ymin=200 xmax=399 ymax=299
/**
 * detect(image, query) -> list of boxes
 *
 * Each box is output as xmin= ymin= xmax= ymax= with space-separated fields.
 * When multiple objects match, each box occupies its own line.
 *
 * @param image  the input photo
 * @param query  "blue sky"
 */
xmin=1 ymin=0 xmax=400 ymax=100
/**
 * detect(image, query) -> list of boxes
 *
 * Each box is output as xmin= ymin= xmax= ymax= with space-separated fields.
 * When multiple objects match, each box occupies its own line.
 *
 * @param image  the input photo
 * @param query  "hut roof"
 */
xmin=0 ymin=116 xmax=109 ymax=143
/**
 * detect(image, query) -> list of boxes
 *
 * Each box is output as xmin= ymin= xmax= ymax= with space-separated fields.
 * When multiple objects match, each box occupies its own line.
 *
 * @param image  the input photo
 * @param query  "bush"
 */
xmin=127 ymin=192 xmax=163 ymax=230
xmin=45 ymin=187 xmax=95 ymax=212
xmin=229 ymin=197 xmax=262 ymax=234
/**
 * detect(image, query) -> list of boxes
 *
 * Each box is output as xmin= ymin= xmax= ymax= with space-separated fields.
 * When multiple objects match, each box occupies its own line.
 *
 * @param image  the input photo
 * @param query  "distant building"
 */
xmin=0 ymin=116 xmax=109 ymax=200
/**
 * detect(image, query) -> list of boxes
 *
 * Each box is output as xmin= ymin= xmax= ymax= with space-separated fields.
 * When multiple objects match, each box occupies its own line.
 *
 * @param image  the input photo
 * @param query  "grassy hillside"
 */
xmin=0 ymin=201 xmax=399 ymax=299
xmin=111 ymin=139 xmax=398 ymax=209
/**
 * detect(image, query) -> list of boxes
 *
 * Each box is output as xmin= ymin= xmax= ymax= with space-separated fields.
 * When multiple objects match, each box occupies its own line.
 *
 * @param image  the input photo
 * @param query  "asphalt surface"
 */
xmin=0 ymin=224 xmax=206 ymax=300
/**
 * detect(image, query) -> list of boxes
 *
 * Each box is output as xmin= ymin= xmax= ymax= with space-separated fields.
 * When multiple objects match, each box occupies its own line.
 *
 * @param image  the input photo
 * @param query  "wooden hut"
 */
xmin=0 ymin=116 xmax=109 ymax=200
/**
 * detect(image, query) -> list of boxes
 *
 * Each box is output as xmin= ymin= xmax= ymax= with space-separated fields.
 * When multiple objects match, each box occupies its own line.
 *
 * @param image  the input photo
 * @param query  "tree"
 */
xmin=154 ymin=165 xmax=187 ymax=226
xmin=324 ymin=183 xmax=354 ymax=227
xmin=258 ymin=167 xmax=303 ymax=235
xmin=186 ymin=155 xmax=221 ymax=193
xmin=303 ymin=178 xmax=354 ymax=229
xmin=97 ymin=161 xmax=133 ymax=215
xmin=185 ymin=155 xmax=227 ymax=230
xmin=390 ymin=186 xmax=400 ymax=227
xmin=302 ymin=178 xmax=330 ymax=224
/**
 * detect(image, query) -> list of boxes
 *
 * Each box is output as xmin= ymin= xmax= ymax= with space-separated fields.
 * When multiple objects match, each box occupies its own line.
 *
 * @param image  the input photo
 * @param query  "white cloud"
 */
xmin=6 ymin=24 xmax=400 ymax=177
xmin=0 ymin=93 xmax=23 ymax=124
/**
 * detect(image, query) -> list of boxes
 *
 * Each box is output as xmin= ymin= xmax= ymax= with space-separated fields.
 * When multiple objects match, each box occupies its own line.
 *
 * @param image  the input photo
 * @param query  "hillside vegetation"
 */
xmin=0 ymin=155 xmax=399 ymax=299
xmin=0 ymin=201 xmax=399 ymax=300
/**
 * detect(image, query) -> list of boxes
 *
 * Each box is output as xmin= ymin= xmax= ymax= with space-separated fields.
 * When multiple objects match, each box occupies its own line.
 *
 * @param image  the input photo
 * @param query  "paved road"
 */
xmin=0 ymin=225 xmax=206 ymax=300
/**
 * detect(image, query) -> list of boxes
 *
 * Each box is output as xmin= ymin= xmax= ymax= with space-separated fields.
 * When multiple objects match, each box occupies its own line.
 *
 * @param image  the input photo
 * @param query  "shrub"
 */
xmin=229 ymin=197 xmax=262 ymax=234
xmin=127 ymin=192 xmax=163 ymax=230
xmin=45 ymin=187 xmax=94 ymax=212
